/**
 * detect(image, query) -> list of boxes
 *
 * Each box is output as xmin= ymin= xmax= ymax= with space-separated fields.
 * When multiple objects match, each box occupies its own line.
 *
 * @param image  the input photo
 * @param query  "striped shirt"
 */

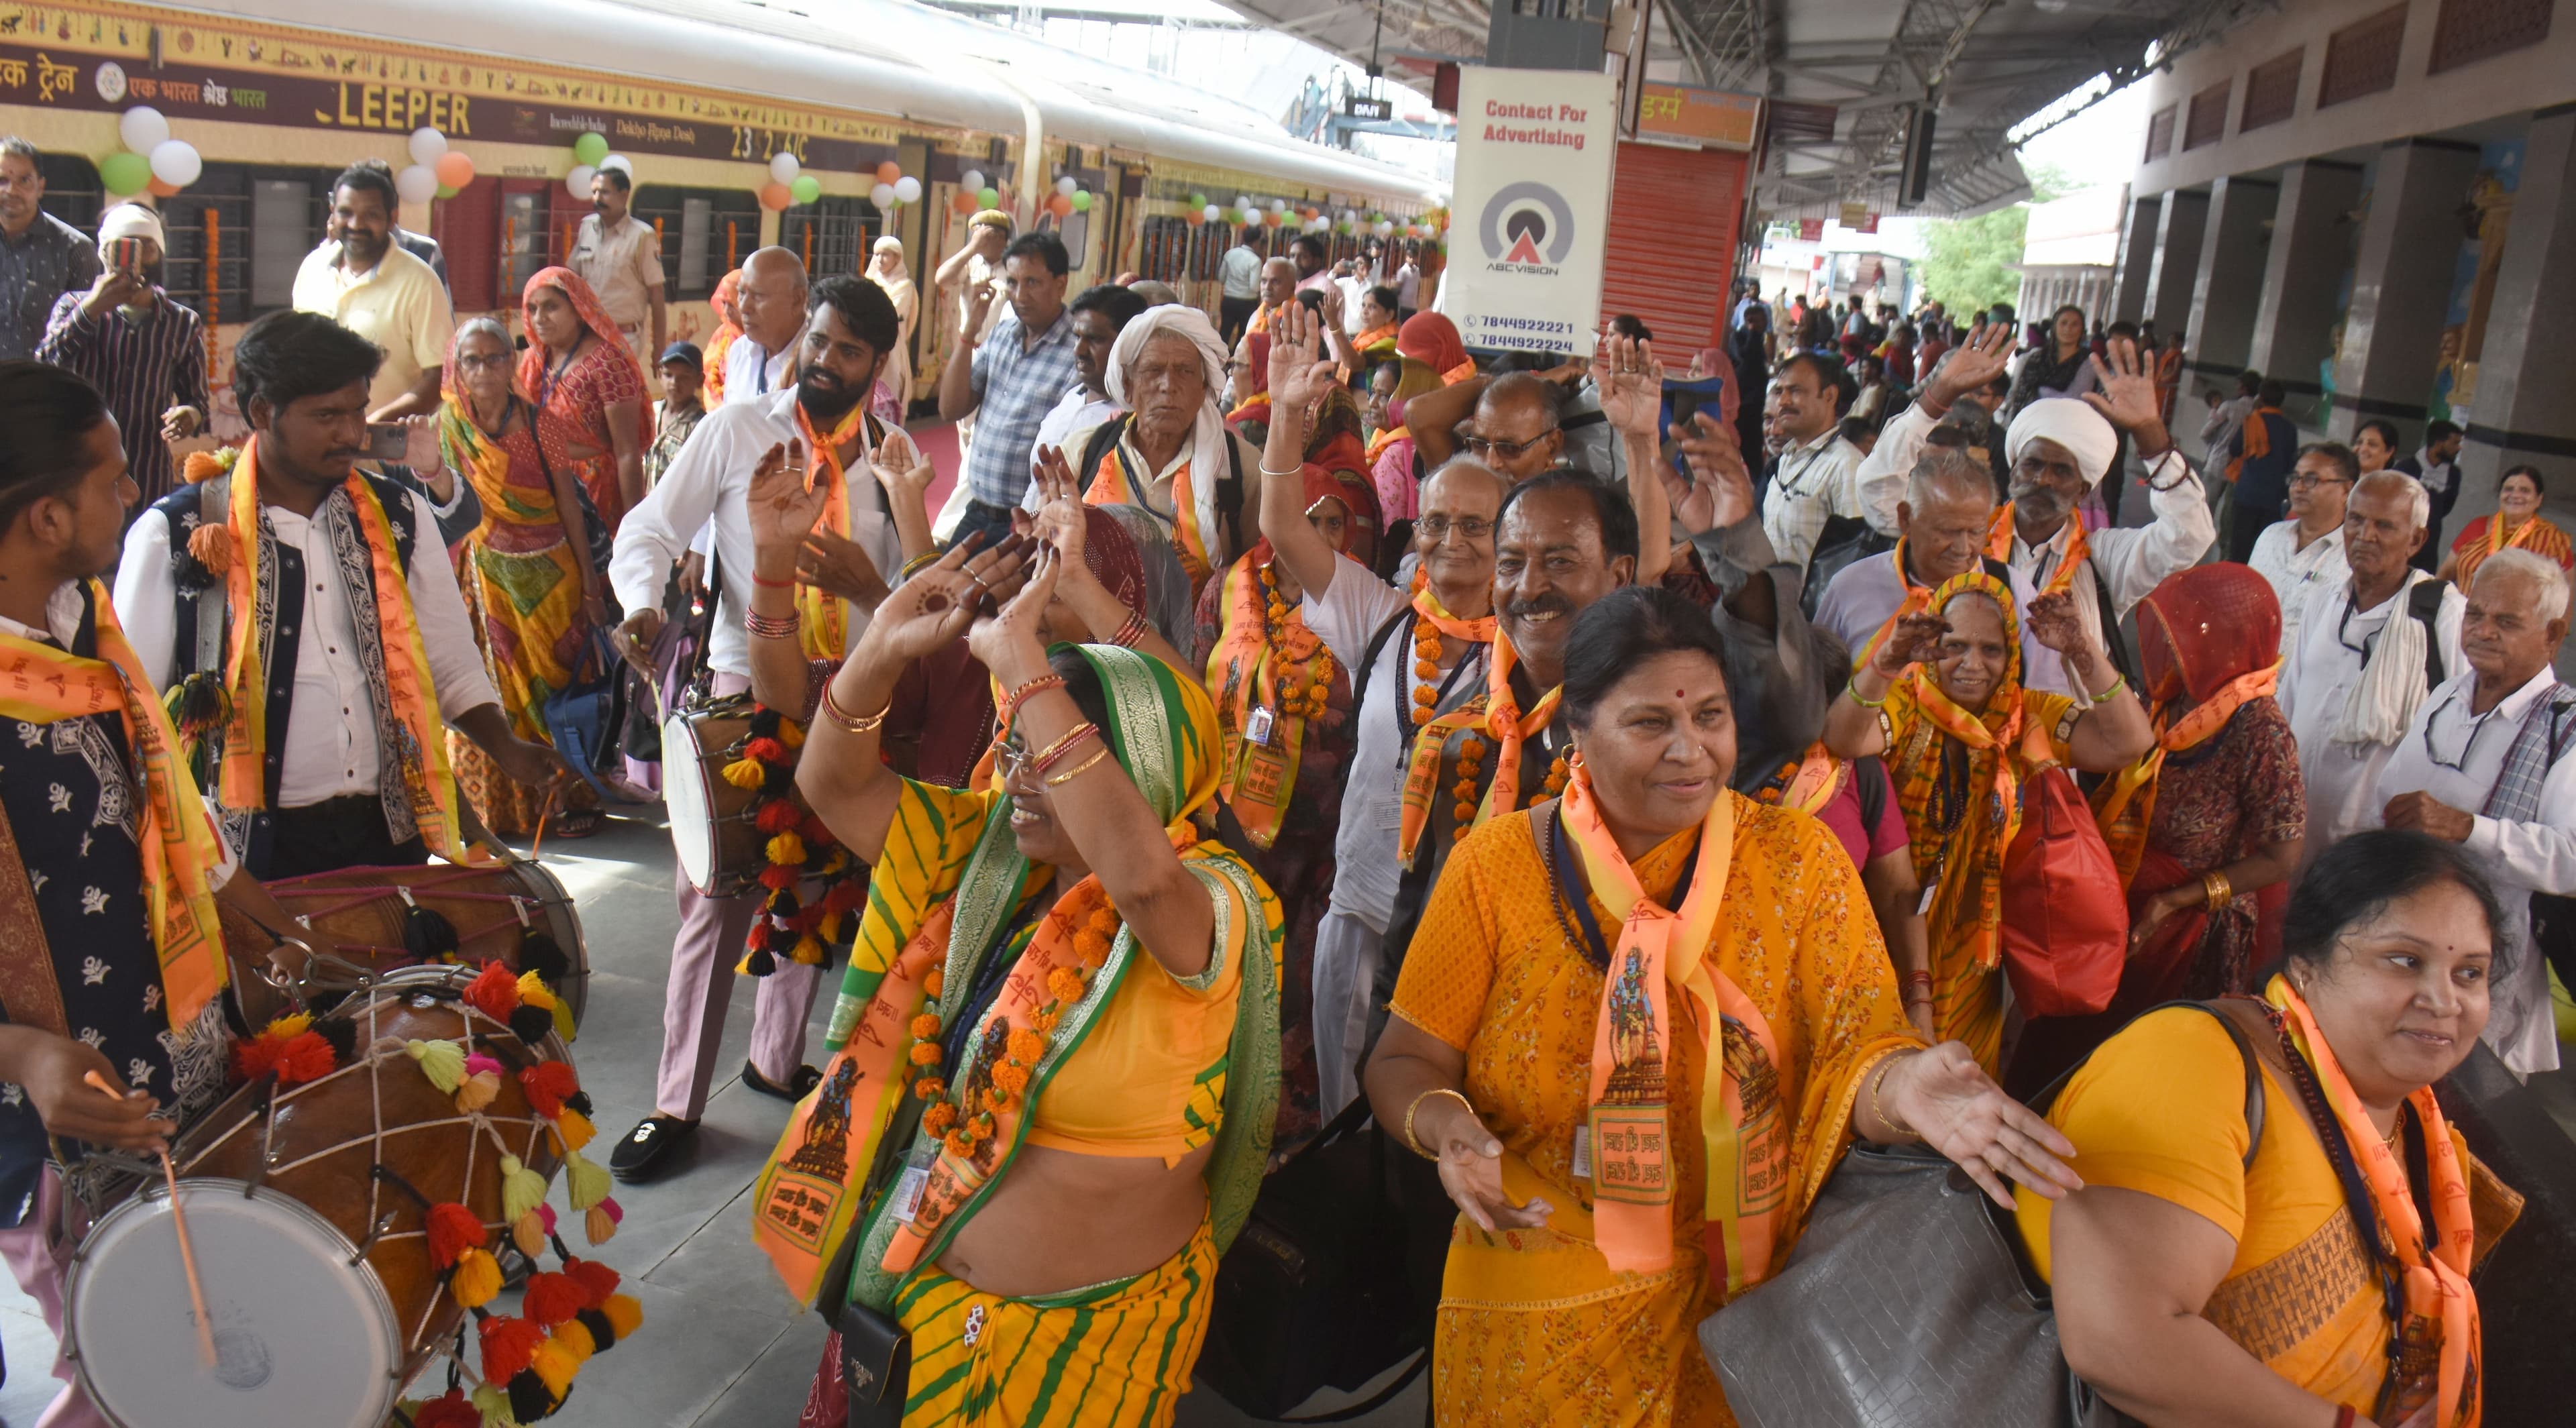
xmin=0 ymin=212 xmax=101 ymax=361
xmin=37 ymin=290 xmax=209 ymax=508
xmin=960 ymin=307 xmax=1079 ymax=507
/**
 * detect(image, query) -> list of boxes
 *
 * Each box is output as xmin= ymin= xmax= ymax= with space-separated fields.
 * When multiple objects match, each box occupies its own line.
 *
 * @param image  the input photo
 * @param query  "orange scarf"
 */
xmin=1225 ymin=395 xmax=1272 ymax=430
xmin=1560 ymin=768 xmax=1788 ymax=1293
xmin=1205 ymin=557 xmax=1336 ymax=849
xmin=209 ymin=442 xmax=465 ymax=859
xmin=2483 ymin=512 xmax=2548 ymax=562
xmin=1851 ymin=538 xmax=1937 ymax=671
xmin=702 ymin=324 xmax=741 ymax=408
xmin=2271 ymin=975 xmax=2483 ymax=1428
xmin=1364 ymin=424 xmax=1409 ymax=467
xmin=2227 ymin=404 xmax=2282 ymax=485
xmin=792 ymin=398 xmax=870 ymax=661
xmin=1986 ymin=504 xmax=2090 ymax=600
xmin=1353 ymin=322 xmax=1399 ymax=355
xmin=1756 ymin=743 xmax=1847 ymax=814
xmin=1902 ymin=571 xmax=2051 ymax=972
xmin=1083 ymin=433 xmax=1215 ymax=593
xmin=0 ymin=585 xmax=231 ymax=1029
xmin=1397 ymin=626 xmax=1556 ymax=866
xmin=2091 ymin=659 xmax=2279 ymax=884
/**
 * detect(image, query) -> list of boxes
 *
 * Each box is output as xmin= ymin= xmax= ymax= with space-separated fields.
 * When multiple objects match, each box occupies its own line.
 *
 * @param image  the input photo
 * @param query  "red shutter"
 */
xmin=1599 ymin=142 xmax=1746 ymax=355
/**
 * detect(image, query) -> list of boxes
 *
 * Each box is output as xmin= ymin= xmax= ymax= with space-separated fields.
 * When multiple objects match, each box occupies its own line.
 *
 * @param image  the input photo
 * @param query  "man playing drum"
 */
xmin=0 ymin=362 xmax=319 ymax=1427
xmin=606 ymin=276 xmax=928 ymax=1180
xmin=114 ymin=311 xmax=568 ymax=879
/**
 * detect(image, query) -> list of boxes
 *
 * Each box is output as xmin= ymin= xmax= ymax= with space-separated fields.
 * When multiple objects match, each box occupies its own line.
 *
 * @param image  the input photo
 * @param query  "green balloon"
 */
xmin=435 ymin=184 xmax=459 ymax=200
xmin=790 ymin=174 xmax=822 ymax=205
xmin=99 ymin=150 xmax=150 ymax=196
xmin=1070 ymin=190 xmax=1092 ymax=212
xmin=572 ymin=131 xmax=610 ymax=166
xmin=977 ymin=186 xmax=1000 ymax=208
xmin=1189 ymin=192 xmax=1206 ymax=209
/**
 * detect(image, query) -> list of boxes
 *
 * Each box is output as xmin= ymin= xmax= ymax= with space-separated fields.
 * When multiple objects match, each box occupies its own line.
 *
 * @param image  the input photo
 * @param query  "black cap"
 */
xmin=659 ymin=341 xmax=704 ymax=370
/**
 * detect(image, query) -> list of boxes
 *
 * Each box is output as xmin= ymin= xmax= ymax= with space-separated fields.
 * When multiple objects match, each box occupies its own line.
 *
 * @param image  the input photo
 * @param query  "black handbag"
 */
xmin=1701 ymin=1003 xmax=2264 ymax=1427
xmin=837 ymin=1299 xmax=911 ymax=1428
xmin=1194 ymin=1096 xmax=1430 ymax=1421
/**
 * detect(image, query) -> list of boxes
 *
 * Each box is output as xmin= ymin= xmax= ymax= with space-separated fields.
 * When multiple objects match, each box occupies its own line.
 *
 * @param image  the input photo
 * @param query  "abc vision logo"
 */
xmin=1479 ymin=182 xmax=1576 ymax=274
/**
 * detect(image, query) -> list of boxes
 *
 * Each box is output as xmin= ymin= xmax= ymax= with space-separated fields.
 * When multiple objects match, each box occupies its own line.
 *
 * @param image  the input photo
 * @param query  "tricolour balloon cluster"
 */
xmin=399 ymin=127 xmax=478 ymax=203
xmin=102 ymin=107 xmax=199 ymax=199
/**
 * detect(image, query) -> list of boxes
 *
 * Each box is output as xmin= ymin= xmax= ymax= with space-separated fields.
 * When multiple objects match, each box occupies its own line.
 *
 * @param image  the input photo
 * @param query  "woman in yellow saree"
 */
xmin=1819 ymin=572 xmax=2153 ymax=1073
xmin=1365 ymin=586 xmax=2080 ymax=1427
xmin=2022 ymin=830 xmax=2521 ymax=1427
xmin=767 ymin=529 xmax=1282 ymax=1428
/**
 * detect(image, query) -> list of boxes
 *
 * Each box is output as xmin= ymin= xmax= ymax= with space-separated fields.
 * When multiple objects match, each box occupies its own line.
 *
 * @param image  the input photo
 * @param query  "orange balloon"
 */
xmin=1183 ymin=209 xmax=1204 ymax=226
xmin=147 ymin=178 xmax=179 ymax=197
xmin=1046 ymin=193 xmax=1073 ymax=217
xmin=759 ymin=181 xmax=793 ymax=212
xmin=951 ymin=190 xmax=977 ymax=216
xmin=875 ymin=161 xmax=902 ymax=186
xmin=434 ymin=151 xmax=476 ymax=188
xmin=1263 ymin=209 xmax=1282 ymax=227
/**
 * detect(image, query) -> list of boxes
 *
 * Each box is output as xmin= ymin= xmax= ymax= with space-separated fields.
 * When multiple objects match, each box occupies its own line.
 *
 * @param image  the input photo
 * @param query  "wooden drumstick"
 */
xmin=529 ymin=784 xmax=560 ymax=858
xmin=86 ymin=1070 xmax=216 ymax=1368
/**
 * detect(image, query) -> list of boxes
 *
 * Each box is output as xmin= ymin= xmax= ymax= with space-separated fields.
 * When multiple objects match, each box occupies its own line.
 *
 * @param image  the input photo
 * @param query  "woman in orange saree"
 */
xmin=1366 ymin=586 xmax=2080 ymax=1427
xmin=2442 ymin=464 xmax=2575 ymax=591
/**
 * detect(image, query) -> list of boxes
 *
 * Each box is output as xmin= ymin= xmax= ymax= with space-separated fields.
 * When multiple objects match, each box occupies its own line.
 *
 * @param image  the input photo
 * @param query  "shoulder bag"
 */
xmin=2000 ymin=763 xmax=2125 ymax=1018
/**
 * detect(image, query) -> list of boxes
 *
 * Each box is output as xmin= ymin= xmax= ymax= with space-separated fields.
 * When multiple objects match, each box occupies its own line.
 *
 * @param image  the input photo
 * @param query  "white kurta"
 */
xmin=2276 ymin=572 xmax=2467 ymax=863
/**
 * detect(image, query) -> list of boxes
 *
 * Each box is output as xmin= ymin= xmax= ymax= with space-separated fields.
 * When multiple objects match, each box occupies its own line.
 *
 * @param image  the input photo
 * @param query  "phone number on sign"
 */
xmin=1464 ymin=315 xmax=1578 ymax=351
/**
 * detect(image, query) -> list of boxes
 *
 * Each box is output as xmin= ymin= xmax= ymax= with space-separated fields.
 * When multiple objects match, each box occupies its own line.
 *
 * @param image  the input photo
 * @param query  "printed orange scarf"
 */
xmin=1206 ymin=557 xmax=1335 ymax=849
xmin=2270 ymin=975 xmax=2483 ymax=1428
xmin=1397 ymin=626 xmax=1555 ymax=866
xmin=1900 ymin=571 xmax=2051 ymax=973
xmin=1851 ymin=537 xmax=1938 ymax=670
xmin=1986 ymin=504 xmax=2090 ymax=600
xmin=211 ymin=442 xmax=464 ymax=859
xmin=1363 ymin=424 xmax=1409 ymax=467
xmin=0 ymin=584 xmax=229 ymax=1028
xmin=1083 ymin=435 xmax=1216 ymax=593
xmin=2091 ymin=659 xmax=2279 ymax=885
xmin=1560 ymin=768 xmax=1789 ymax=1293
xmin=793 ymin=398 xmax=871 ymax=661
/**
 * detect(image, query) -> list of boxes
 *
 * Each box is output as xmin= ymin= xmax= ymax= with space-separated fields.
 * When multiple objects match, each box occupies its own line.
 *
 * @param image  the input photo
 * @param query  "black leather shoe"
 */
xmin=608 ymin=1115 xmax=699 ymax=1183
xmin=742 ymin=1060 xmax=824 ymax=1102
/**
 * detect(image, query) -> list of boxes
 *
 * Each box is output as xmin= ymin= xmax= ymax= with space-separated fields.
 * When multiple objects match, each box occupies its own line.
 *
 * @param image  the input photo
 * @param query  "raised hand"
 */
xmin=2084 ymin=335 xmax=2171 ymax=453
xmin=1267 ymin=300 xmax=1341 ymax=419
xmin=869 ymin=427 xmax=935 ymax=519
xmin=862 ymin=535 xmax=1022 ymax=665
xmin=1597 ymin=331 xmax=1661 ymax=443
xmin=1884 ymin=1043 xmax=2083 ymax=1209
xmin=1924 ymin=321 xmax=2016 ymax=412
xmin=2023 ymin=591 xmax=2092 ymax=659
xmin=796 ymin=530 xmax=887 ymax=606
xmin=966 ymin=541 xmax=1063 ymax=679
xmin=747 ymin=439 xmax=828 ymax=562
xmin=1873 ymin=610 xmax=1950 ymax=677
xmin=1664 ymin=412 xmax=1756 ymax=535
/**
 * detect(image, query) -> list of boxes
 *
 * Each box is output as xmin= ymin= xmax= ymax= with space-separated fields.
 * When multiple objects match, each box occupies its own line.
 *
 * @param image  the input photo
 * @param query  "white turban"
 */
xmin=2004 ymin=396 xmax=2118 ymax=488
xmin=97 ymin=203 xmax=165 ymax=254
xmin=1104 ymin=305 xmax=1232 ymax=556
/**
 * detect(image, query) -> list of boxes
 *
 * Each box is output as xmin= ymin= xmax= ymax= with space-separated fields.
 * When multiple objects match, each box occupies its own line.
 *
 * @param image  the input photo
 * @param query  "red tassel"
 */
xmin=800 ymin=814 xmax=835 ymax=845
xmin=561 ymin=1256 xmax=621 ymax=1305
xmin=273 ymin=1031 xmax=336 ymax=1085
xmin=466 ymin=961 xmax=521 ymax=1021
xmin=519 ymin=1060 xmax=579 ymax=1119
xmin=479 ymin=1314 xmax=546 ymax=1384
xmin=757 ymin=863 xmax=798 ymax=891
xmin=523 ymin=1270 xmax=588 ymax=1327
xmin=411 ymin=1388 xmax=482 ymax=1428
xmin=744 ymin=736 xmax=788 ymax=763
xmin=425 ymin=1202 xmax=486 ymax=1268
xmin=824 ymin=879 xmax=869 ymax=912
xmin=755 ymin=800 xmax=802 ymax=833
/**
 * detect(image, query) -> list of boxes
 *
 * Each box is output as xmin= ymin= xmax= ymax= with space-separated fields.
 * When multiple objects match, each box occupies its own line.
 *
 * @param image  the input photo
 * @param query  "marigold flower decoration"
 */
xmin=910 ymin=887 xmax=1125 ymax=1161
xmin=1452 ymin=734 xmax=1486 ymax=828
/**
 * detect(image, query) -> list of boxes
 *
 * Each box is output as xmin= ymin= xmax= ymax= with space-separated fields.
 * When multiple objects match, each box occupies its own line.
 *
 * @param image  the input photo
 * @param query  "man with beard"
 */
xmin=1291 ymin=232 xmax=1333 ymax=294
xmin=291 ymin=162 xmax=453 ymax=421
xmin=117 ymin=311 xmax=561 ymax=877
xmin=607 ymin=275 xmax=924 ymax=1181
xmin=37 ymin=204 xmax=208 ymax=510
xmin=0 ymin=136 xmax=101 ymax=361
xmin=570 ymin=164 xmax=667 ymax=375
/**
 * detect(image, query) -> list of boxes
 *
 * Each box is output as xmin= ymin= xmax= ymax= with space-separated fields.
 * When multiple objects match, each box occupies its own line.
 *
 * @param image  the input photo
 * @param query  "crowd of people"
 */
xmin=0 ymin=127 xmax=2560 ymax=1427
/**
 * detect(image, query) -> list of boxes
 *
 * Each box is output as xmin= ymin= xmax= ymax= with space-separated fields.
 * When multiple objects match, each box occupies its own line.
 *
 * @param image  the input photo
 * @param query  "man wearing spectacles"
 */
xmin=2247 ymin=443 xmax=2355 ymax=640
xmin=1414 ymin=371 xmax=1567 ymax=484
xmin=2371 ymin=548 xmax=2576 ymax=1076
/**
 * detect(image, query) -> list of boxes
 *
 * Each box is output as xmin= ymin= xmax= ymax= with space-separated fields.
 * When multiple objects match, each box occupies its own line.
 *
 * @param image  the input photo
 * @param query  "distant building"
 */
xmin=2016 ymin=186 xmax=2124 ymax=325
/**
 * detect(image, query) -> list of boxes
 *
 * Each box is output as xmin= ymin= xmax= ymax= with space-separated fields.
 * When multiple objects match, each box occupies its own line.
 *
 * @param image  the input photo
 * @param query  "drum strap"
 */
xmin=0 ymin=798 xmax=70 ymax=1038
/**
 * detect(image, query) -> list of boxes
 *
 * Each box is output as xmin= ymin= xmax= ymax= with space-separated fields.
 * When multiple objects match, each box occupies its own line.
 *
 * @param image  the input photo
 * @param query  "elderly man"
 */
xmin=36 ymin=204 xmax=207 ymax=509
xmin=1030 ymin=282 xmax=1146 ymax=489
xmin=2372 ymin=549 xmax=2575 ymax=1075
xmin=939 ymin=231 xmax=1077 ymax=552
xmin=1248 ymin=256 xmax=1298 ymax=336
xmin=723 ymin=246 xmax=808 ymax=404
xmin=292 ymin=162 xmax=453 ymax=421
xmin=2278 ymin=470 xmax=2465 ymax=862
xmin=570 ymin=166 xmax=666 ymax=371
xmin=0 ymin=136 xmax=102 ymax=360
xmin=1986 ymin=337 xmax=2213 ymax=694
xmin=1410 ymin=371 xmax=1564 ymax=482
xmin=1065 ymin=303 xmax=1261 ymax=596
xmin=2247 ymin=441 xmax=2355 ymax=641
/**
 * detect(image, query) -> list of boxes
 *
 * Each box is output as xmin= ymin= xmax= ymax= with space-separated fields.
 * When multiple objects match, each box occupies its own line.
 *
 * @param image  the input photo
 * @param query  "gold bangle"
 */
xmin=2202 ymin=870 xmax=2233 ymax=910
xmin=820 ymin=680 xmax=890 ymax=734
xmin=1870 ymin=1052 xmax=1917 ymax=1140
xmin=1042 ymin=745 xmax=1112 ymax=787
xmin=1403 ymin=1087 xmax=1474 ymax=1159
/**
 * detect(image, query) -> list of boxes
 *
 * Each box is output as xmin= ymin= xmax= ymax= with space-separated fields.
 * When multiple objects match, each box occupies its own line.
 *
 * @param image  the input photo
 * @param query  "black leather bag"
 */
xmin=1194 ymin=1097 xmax=1429 ymax=1421
xmin=1799 ymin=514 xmax=1894 ymax=620
xmin=1701 ymin=1003 xmax=2263 ymax=1427
xmin=837 ymin=1299 xmax=910 ymax=1428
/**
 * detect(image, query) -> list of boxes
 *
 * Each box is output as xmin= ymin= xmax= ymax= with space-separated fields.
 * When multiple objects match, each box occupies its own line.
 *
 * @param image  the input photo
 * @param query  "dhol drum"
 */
xmin=227 ymin=859 xmax=588 ymax=1029
xmin=62 ymin=966 xmax=597 ymax=1428
xmin=663 ymin=694 xmax=765 ymax=898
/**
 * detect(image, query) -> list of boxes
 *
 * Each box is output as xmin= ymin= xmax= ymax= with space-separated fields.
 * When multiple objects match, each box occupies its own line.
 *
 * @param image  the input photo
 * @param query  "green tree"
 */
xmin=1915 ymin=164 xmax=2072 ymax=315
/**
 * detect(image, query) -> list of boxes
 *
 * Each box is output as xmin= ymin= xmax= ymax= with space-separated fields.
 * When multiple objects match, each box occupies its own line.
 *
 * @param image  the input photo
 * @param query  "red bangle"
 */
xmin=2332 ymin=1407 xmax=2356 ymax=1428
xmin=752 ymin=572 xmax=797 ymax=590
xmin=996 ymin=673 xmax=1065 ymax=730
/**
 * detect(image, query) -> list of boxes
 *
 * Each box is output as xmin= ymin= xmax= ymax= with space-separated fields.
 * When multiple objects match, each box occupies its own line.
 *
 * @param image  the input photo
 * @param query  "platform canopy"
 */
xmin=1205 ymin=0 xmax=2275 ymax=217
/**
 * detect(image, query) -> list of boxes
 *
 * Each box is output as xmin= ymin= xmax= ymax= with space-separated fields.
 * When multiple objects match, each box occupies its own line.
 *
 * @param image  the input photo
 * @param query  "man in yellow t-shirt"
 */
xmin=291 ymin=163 xmax=453 ymax=421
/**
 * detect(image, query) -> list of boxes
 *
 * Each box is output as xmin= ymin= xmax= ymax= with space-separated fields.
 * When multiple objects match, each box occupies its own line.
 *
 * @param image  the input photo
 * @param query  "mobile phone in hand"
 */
xmin=366 ymin=423 xmax=410 ymax=462
xmin=107 ymin=237 xmax=145 ymax=274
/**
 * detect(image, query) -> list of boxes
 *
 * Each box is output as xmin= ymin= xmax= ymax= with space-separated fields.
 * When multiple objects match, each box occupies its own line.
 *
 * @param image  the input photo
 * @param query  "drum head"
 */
xmin=68 ymin=1181 xmax=400 ymax=1428
xmin=663 ymin=712 xmax=716 ymax=894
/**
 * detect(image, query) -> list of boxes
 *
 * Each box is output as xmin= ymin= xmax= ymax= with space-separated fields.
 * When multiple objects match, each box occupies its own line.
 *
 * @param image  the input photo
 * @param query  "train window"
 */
xmin=252 ymin=178 xmax=321 ymax=309
xmin=497 ymin=188 xmax=547 ymax=300
xmin=636 ymin=185 xmax=761 ymax=298
xmin=33 ymin=153 xmax=102 ymax=237
xmin=780 ymin=196 xmax=882 ymax=281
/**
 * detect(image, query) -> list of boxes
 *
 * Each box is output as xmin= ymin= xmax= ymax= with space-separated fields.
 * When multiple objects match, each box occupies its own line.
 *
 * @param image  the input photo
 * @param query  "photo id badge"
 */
xmin=889 ymin=1144 xmax=938 ymax=1225
xmin=1245 ymin=705 xmax=1277 ymax=747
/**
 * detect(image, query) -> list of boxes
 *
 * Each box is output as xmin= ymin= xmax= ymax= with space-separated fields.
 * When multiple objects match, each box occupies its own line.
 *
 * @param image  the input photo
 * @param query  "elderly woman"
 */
xmin=441 ymin=316 xmax=611 ymax=837
xmin=781 ymin=527 xmax=1282 ymax=1428
xmin=2021 ymin=830 xmax=2518 ymax=1428
xmin=867 ymin=237 xmax=919 ymax=415
xmin=2443 ymin=463 xmax=2574 ymax=589
xmin=1366 ymin=586 xmax=2078 ymax=1425
xmin=521 ymin=266 xmax=650 ymax=530
xmin=1072 ymin=303 xmax=1265 ymax=597
xmin=1821 ymin=574 xmax=2155 ymax=1073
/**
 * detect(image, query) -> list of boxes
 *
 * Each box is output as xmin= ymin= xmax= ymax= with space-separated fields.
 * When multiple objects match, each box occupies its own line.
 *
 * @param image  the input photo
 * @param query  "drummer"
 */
xmin=0 ymin=362 xmax=320 ymax=1427
xmin=113 ymin=311 xmax=570 ymax=877
xmin=605 ymin=275 xmax=928 ymax=1181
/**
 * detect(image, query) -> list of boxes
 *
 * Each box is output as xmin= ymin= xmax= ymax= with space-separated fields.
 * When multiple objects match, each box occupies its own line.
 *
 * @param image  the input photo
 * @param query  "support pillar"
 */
xmin=2111 ymin=196 xmax=2157 ymax=323
xmin=2246 ymin=158 xmax=2365 ymax=425
xmin=2453 ymin=103 xmax=2576 ymax=546
xmin=2328 ymin=138 xmax=2482 ymax=443
xmin=2184 ymin=175 xmax=2278 ymax=380
xmin=2143 ymin=188 xmax=2209 ymax=334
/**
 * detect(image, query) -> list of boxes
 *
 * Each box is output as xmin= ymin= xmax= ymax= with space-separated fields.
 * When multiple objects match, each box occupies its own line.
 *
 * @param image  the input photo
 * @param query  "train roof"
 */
xmin=175 ymin=0 xmax=1446 ymax=204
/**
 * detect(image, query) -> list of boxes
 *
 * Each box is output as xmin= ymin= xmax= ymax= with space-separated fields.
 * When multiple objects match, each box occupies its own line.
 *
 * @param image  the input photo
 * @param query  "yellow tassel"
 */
xmin=585 ymin=1203 xmax=618 ymax=1245
xmin=405 ymin=1038 xmax=467 ymax=1093
xmin=551 ymin=995 xmax=575 ymax=1043
xmin=500 ymin=1154 xmax=548 ymax=1223
xmin=791 ymin=934 xmax=824 ymax=965
xmin=265 ymin=1011 xmax=313 ymax=1039
xmin=602 ymin=1293 xmax=643 ymax=1338
xmin=722 ymin=757 xmax=766 ymax=789
xmin=515 ymin=971 xmax=557 ymax=1007
xmin=818 ymin=910 xmax=845 ymax=944
xmin=470 ymin=1382 xmax=516 ymax=1424
xmin=449 ymin=1246 xmax=502 ymax=1308
xmin=766 ymin=831 xmax=806 ymax=865
xmin=777 ymin=718 xmax=806 ymax=749
xmin=566 ymin=1152 xmax=610 ymax=1211
xmin=454 ymin=1069 xmax=501 ymax=1114
xmin=552 ymin=1318 xmax=597 ymax=1364
xmin=551 ymin=1107 xmax=596 ymax=1154
xmin=531 ymin=1336 xmax=581 ymax=1399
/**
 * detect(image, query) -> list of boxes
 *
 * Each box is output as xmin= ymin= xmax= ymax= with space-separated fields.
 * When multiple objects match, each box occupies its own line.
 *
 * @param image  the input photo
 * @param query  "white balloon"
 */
xmin=1202 ymin=204 xmax=1222 ymax=223
xmin=566 ymin=164 xmax=597 ymax=201
xmin=871 ymin=182 xmax=896 ymax=208
xmin=117 ymin=107 xmax=170 ymax=154
xmin=961 ymin=169 xmax=985 ymax=193
xmin=767 ymin=152 xmax=800 ymax=184
xmin=1055 ymin=175 xmax=1077 ymax=197
xmin=1269 ymin=198 xmax=1287 ymax=213
xmin=601 ymin=154 xmax=635 ymax=176
xmin=147 ymin=139 xmax=201 ymax=188
xmin=893 ymin=176 xmax=922 ymax=204
xmin=407 ymin=127 xmax=447 ymax=166
xmin=395 ymin=164 xmax=439 ymax=205
xmin=1377 ymin=220 xmax=1395 ymax=237
xmin=1234 ymin=195 xmax=1252 ymax=211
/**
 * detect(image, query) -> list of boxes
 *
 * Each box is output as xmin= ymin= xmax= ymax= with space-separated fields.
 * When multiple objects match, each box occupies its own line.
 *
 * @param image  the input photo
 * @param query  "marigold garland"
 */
xmin=1258 ymin=563 xmax=1335 ymax=720
xmin=904 ymin=883 xmax=1123 ymax=1162
xmin=1410 ymin=617 xmax=1446 ymax=726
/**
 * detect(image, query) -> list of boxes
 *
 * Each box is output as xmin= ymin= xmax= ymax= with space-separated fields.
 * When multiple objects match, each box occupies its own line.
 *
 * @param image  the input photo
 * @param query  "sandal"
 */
xmin=549 ymin=808 xmax=606 ymax=839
